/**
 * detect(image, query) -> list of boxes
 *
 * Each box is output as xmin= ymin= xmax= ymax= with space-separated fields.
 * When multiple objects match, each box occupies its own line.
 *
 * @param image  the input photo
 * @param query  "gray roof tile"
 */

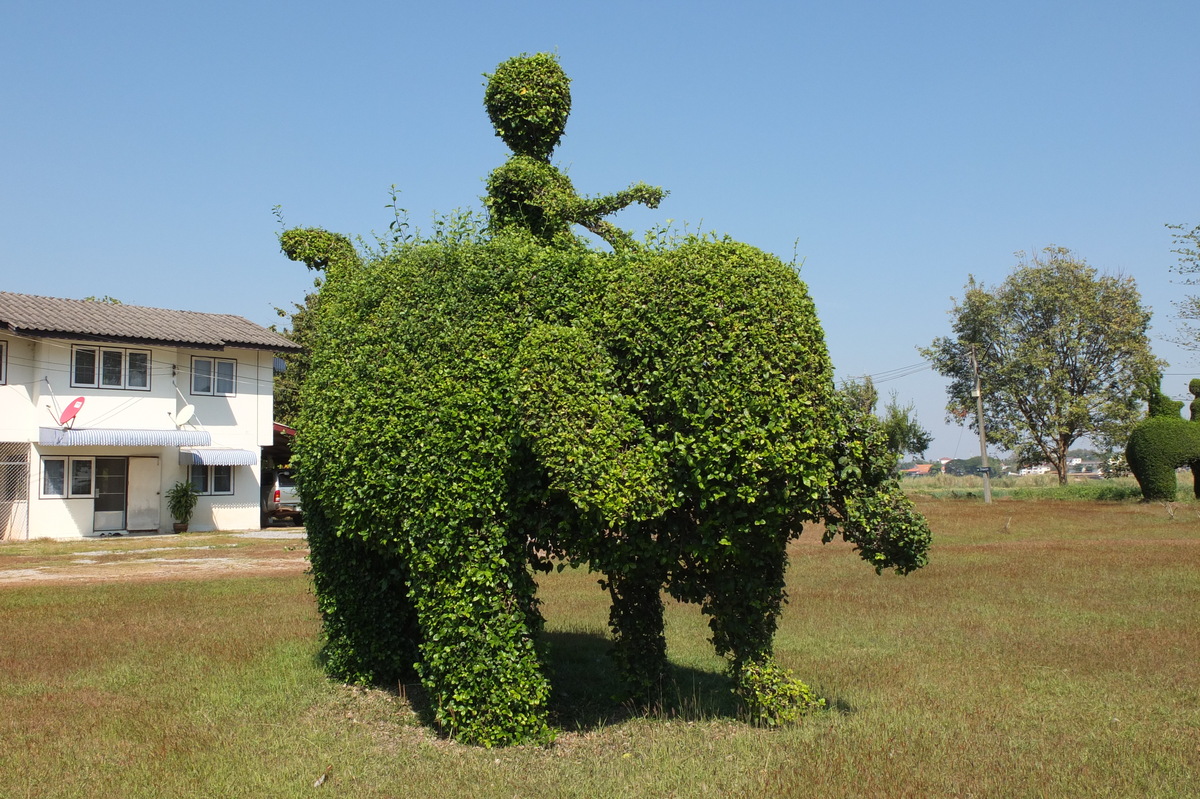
xmin=0 ymin=292 xmax=302 ymax=352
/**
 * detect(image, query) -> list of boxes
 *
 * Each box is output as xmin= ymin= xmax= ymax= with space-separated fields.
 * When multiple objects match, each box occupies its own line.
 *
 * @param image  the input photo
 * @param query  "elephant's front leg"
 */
xmin=603 ymin=561 xmax=668 ymax=708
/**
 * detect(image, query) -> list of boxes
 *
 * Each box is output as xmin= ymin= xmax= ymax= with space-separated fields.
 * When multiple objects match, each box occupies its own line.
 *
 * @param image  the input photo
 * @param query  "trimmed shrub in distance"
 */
xmin=1126 ymin=377 xmax=1200 ymax=501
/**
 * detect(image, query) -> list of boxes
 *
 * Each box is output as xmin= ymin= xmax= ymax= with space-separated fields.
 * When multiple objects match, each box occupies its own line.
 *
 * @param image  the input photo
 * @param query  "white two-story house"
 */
xmin=0 ymin=291 xmax=301 ymax=540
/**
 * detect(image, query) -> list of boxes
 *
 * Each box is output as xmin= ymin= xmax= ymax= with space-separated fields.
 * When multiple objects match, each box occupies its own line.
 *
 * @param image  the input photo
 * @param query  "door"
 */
xmin=127 ymin=457 xmax=161 ymax=532
xmin=93 ymin=457 xmax=127 ymax=531
xmin=0 ymin=443 xmax=29 ymax=541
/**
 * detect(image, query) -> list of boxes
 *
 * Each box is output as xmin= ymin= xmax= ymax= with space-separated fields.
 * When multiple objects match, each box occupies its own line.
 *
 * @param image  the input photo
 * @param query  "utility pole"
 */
xmin=970 ymin=344 xmax=992 ymax=504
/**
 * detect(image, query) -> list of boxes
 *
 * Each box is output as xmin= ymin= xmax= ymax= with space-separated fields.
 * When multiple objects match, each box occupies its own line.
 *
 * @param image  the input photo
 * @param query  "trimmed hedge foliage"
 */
xmin=285 ymin=53 xmax=931 ymax=746
xmin=482 ymin=52 xmax=663 ymax=250
xmin=1126 ymin=378 xmax=1200 ymax=501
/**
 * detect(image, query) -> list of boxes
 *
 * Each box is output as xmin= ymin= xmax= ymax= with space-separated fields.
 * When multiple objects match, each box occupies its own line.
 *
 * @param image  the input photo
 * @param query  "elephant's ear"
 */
xmin=515 ymin=323 xmax=672 ymax=523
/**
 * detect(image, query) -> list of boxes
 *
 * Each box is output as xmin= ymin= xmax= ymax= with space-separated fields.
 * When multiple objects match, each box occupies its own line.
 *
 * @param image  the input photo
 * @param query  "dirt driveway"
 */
xmin=0 ymin=529 xmax=310 ymax=585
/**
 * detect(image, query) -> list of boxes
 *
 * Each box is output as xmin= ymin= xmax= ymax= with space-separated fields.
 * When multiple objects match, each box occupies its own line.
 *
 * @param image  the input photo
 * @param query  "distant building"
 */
xmin=0 ymin=291 xmax=300 ymax=539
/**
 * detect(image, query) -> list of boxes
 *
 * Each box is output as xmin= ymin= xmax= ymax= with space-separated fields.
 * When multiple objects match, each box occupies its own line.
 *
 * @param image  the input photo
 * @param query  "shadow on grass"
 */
xmin=540 ymin=630 xmax=740 ymax=731
xmin=328 ymin=630 xmax=854 ymax=738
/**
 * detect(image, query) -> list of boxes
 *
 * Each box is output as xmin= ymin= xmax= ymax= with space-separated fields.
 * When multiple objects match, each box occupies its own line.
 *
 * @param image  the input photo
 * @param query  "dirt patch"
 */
xmin=0 ymin=531 xmax=310 ymax=585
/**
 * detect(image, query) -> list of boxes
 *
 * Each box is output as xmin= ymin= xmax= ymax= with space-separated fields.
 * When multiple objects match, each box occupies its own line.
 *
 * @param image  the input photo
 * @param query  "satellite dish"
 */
xmin=59 ymin=397 xmax=85 ymax=427
xmin=175 ymin=405 xmax=195 ymax=427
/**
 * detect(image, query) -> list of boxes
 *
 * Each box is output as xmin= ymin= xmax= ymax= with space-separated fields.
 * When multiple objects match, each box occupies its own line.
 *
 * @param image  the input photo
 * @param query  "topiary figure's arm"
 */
xmin=573 ymin=183 xmax=667 ymax=250
xmin=486 ymin=157 xmax=667 ymax=250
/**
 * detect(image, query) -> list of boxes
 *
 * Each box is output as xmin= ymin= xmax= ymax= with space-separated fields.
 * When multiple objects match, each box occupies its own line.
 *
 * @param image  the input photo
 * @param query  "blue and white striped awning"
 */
xmin=179 ymin=447 xmax=258 ymax=466
xmin=39 ymin=427 xmax=212 ymax=447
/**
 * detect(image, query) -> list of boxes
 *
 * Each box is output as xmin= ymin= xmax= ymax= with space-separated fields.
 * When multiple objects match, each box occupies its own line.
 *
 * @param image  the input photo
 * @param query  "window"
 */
xmin=188 ymin=463 xmax=208 ymax=494
xmin=71 ymin=346 xmax=151 ymax=391
xmin=215 ymin=359 xmax=235 ymax=395
xmin=189 ymin=464 xmax=234 ymax=496
xmin=0 ymin=340 xmax=7 ymax=384
xmin=42 ymin=458 xmax=65 ymax=497
xmin=100 ymin=349 xmax=123 ymax=387
xmin=41 ymin=457 xmax=93 ymax=498
xmin=71 ymin=459 xmax=93 ymax=496
xmin=72 ymin=347 xmax=96 ymax=386
xmin=127 ymin=350 xmax=149 ymax=389
xmin=212 ymin=464 xmax=233 ymax=494
xmin=191 ymin=357 xmax=236 ymax=396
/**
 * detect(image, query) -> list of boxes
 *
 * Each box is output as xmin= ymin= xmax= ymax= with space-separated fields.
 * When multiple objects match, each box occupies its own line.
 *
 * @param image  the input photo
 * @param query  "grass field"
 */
xmin=900 ymin=473 xmax=1183 ymax=502
xmin=2 ymin=498 xmax=1197 ymax=798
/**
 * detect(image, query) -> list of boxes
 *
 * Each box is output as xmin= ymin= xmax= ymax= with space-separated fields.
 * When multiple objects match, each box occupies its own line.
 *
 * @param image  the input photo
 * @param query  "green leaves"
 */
xmin=484 ymin=53 xmax=571 ymax=161
xmin=483 ymin=54 xmax=665 ymax=250
xmin=290 ymin=55 xmax=933 ymax=746
xmin=515 ymin=323 xmax=672 ymax=524
xmin=1126 ymin=404 xmax=1200 ymax=501
xmin=922 ymin=247 xmax=1161 ymax=483
xmin=735 ymin=658 xmax=825 ymax=726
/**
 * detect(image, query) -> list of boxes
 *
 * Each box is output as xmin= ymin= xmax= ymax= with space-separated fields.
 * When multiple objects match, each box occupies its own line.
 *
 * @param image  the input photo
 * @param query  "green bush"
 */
xmin=166 ymin=481 xmax=199 ymax=525
xmin=735 ymin=659 xmax=825 ymax=726
xmin=286 ymin=53 xmax=930 ymax=746
xmin=1126 ymin=377 xmax=1200 ymax=501
xmin=1127 ymin=417 xmax=1200 ymax=501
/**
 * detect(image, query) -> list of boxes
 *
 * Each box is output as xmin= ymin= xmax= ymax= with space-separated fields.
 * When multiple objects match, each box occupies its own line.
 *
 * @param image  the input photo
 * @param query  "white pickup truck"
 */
xmin=262 ymin=469 xmax=303 ymax=526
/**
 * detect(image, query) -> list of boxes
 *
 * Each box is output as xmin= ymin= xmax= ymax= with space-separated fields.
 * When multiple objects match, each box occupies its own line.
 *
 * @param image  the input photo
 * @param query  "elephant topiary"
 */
xmin=1126 ymin=377 xmax=1200 ymax=501
xmin=284 ymin=53 xmax=930 ymax=746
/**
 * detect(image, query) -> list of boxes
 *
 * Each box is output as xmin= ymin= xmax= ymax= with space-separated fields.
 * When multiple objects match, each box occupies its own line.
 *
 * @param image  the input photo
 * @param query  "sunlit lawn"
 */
xmin=1 ymin=497 xmax=1197 ymax=798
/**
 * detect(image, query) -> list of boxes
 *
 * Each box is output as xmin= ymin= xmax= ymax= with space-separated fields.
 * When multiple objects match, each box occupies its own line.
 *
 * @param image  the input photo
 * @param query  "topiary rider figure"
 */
xmin=483 ymin=53 xmax=665 ymax=249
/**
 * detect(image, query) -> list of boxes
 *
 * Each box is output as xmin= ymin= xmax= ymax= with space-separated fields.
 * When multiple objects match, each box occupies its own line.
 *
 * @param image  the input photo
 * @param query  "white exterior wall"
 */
xmin=0 ymin=335 xmax=37 ymax=441
xmin=0 ymin=334 xmax=274 ymax=539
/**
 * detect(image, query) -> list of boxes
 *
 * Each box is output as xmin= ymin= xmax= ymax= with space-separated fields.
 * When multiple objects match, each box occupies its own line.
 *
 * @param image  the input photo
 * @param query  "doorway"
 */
xmin=93 ymin=457 xmax=127 ymax=531
xmin=127 ymin=457 xmax=161 ymax=531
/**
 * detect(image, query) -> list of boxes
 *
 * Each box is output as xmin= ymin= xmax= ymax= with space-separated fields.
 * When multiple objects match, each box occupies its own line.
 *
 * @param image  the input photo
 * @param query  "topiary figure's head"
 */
xmin=485 ymin=53 xmax=571 ymax=161
xmin=1191 ymin=378 xmax=1200 ymax=398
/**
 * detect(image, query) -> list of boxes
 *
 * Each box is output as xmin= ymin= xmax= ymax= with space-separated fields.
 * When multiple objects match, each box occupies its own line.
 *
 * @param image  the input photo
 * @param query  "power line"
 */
xmin=853 ymin=360 xmax=934 ymax=384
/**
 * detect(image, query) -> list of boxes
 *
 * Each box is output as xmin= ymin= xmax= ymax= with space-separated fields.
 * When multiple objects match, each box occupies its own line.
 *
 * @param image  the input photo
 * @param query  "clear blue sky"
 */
xmin=3 ymin=1 xmax=1197 ymax=459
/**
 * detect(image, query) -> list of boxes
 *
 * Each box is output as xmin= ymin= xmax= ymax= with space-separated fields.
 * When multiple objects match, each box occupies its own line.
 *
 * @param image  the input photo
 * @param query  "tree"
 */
xmin=272 ymin=277 xmax=326 ymax=428
xmin=880 ymin=393 xmax=933 ymax=460
xmin=839 ymin=376 xmax=878 ymax=416
xmin=921 ymin=247 xmax=1160 ymax=485
xmin=1168 ymin=222 xmax=1200 ymax=350
xmin=838 ymin=378 xmax=932 ymax=461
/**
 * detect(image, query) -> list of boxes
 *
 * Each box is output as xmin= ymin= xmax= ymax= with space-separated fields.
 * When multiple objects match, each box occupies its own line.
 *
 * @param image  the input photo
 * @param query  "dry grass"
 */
xmin=0 ymin=532 xmax=308 ymax=584
xmin=1 ymin=499 xmax=1197 ymax=798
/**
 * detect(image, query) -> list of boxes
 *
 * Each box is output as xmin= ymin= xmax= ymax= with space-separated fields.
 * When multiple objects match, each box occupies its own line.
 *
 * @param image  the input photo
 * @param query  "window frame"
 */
xmin=41 ymin=456 xmax=94 ymax=498
xmin=71 ymin=345 xmax=151 ymax=391
xmin=99 ymin=348 xmax=125 ymax=388
xmin=41 ymin=457 xmax=65 ymax=498
xmin=71 ymin=346 xmax=97 ymax=387
xmin=126 ymin=349 xmax=150 ymax=389
xmin=190 ymin=356 xmax=237 ymax=397
xmin=189 ymin=464 xmax=235 ymax=496
xmin=211 ymin=464 xmax=234 ymax=495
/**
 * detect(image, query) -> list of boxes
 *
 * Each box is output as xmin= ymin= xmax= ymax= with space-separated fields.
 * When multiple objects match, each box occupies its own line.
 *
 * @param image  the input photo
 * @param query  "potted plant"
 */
xmin=166 ymin=480 xmax=199 ymax=533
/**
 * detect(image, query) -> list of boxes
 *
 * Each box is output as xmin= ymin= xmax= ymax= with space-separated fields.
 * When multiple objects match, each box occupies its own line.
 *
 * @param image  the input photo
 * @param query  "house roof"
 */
xmin=0 ymin=291 xmax=301 ymax=353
